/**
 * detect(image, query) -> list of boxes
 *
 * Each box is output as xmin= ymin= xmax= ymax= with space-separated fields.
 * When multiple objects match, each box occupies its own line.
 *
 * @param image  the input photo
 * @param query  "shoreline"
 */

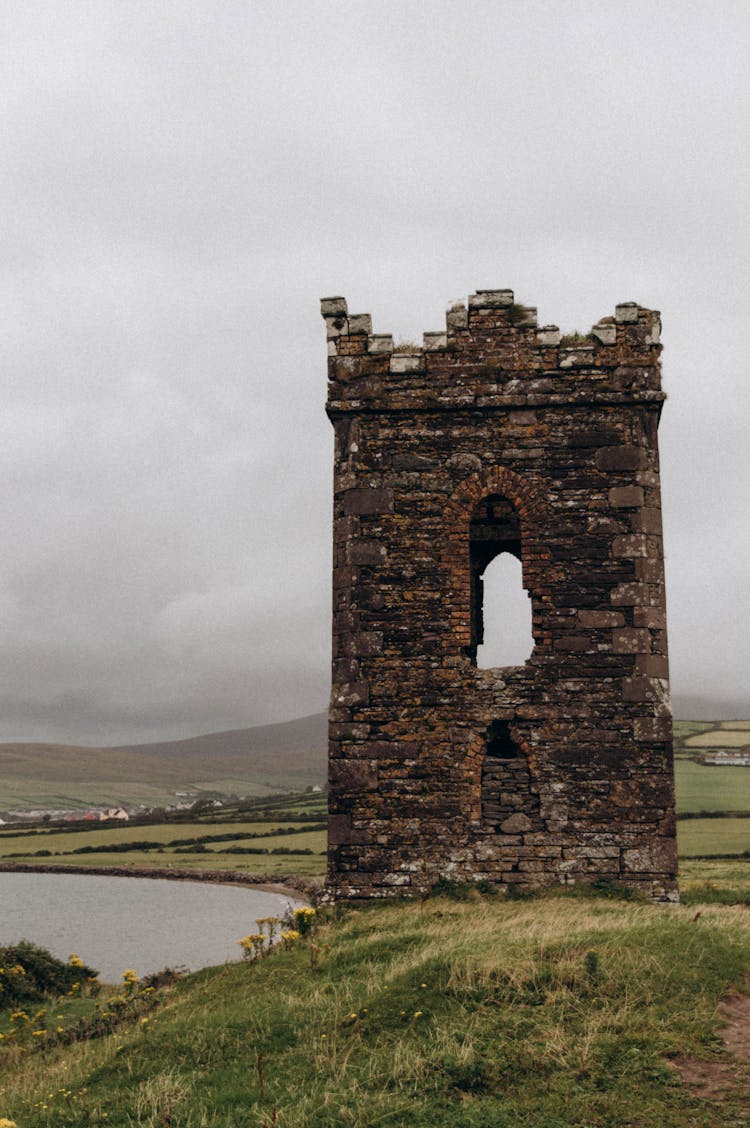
xmin=0 ymin=860 xmax=321 ymax=902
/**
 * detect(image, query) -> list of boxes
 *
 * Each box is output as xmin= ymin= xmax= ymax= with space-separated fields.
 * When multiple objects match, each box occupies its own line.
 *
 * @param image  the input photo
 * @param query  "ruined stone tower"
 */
xmin=322 ymin=289 xmax=677 ymax=901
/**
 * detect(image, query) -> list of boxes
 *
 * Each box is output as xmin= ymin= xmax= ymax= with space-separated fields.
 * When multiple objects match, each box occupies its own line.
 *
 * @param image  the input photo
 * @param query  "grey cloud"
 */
xmin=0 ymin=1 xmax=748 ymax=744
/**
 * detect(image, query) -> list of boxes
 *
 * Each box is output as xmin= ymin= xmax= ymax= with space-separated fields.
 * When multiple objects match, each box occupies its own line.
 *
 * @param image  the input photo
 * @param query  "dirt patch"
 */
xmin=673 ymin=990 xmax=750 ymax=1108
xmin=719 ymin=993 xmax=750 ymax=1060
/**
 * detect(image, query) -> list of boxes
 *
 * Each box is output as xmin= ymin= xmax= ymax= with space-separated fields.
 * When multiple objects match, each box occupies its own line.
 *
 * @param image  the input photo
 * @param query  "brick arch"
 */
xmin=442 ymin=467 xmax=548 ymax=659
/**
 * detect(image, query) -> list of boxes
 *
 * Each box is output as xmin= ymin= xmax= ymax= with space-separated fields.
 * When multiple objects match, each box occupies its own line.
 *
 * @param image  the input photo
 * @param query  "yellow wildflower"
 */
xmin=293 ymin=906 xmax=317 ymax=935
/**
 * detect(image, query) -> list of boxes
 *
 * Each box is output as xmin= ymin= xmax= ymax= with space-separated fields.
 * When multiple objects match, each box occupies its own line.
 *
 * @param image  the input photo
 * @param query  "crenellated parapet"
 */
xmin=322 ymin=290 xmax=663 ymax=415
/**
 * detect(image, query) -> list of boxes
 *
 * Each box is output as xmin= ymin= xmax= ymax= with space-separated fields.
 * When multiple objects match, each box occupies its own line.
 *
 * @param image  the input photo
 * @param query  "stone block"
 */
xmin=612 ymin=534 xmax=649 ymax=559
xmin=631 ymin=508 xmax=663 ymax=534
xmin=609 ymin=486 xmax=644 ymax=508
xmin=612 ymin=627 xmax=651 ymax=654
xmin=559 ymin=346 xmax=595 ymax=368
xmin=342 ymin=488 xmax=394 ymax=516
xmin=328 ymin=814 xmax=369 ymax=846
xmin=446 ymin=305 xmax=468 ymax=330
xmin=577 ymin=610 xmax=624 ymax=628
xmin=390 ymin=354 xmax=424 ymax=374
xmin=349 ymin=541 xmax=387 ymax=565
xmin=348 ymin=313 xmax=372 ymax=335
xmin=537 ymin=325 xmax=561 ymax=346
xmin=468 ymin=289 xmax=514 ymax=308
xmin=636 ymin=654 xmax=669 ymax=678
xmin=500 ymin=812 xmax=532 ymax=834
xmin=591 ymin=320 xmax=617 ymax=345
xmin=325 ymin=315 xmax=347 ymax=340
xmin=329 ymin=760 xmax=378 ymax=792
xmin=368 ymin=334 xmax=394 ymax=354
xmin=633 ymin=717 xmax=672 ymax=742
xmin=321 ymin=296 xmax=348 ymax=317
xmin=596 ymin=446 xmax=647 ymax=472
xmin=621 ymin=838 xmax=677 ymax=873
xmin=615 ymin=302 xmax=639 ymax=323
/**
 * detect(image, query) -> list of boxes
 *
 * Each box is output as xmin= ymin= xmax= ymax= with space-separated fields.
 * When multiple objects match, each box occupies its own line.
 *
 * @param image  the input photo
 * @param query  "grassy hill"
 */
xmin=2 ymin=888 xmax=750 ymax=1126
xmin=0 ymin=713 xmax=327 ymax=811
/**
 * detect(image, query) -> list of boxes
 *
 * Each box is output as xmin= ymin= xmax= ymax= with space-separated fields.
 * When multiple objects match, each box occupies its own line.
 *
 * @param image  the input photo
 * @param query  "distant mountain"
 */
xmin=0 ymin=712 xmax=327 ymax=812
xmin=110 ymin=712 xmax=327 ymax=784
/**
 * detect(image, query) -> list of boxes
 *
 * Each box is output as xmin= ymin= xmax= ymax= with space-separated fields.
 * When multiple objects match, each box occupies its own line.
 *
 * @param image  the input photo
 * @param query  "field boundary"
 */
xmin=0 ymin=860 xmax=318 ymax=898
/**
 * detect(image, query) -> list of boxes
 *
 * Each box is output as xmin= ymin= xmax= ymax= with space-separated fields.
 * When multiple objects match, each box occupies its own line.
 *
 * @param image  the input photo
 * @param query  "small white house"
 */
xmin=101 ymin=807 xmax=130 ymax=821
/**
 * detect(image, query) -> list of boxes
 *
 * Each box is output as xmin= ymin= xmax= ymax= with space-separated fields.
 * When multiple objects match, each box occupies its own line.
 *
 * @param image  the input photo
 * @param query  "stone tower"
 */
xmin=322 ymin=289 xmax=677 ymax=901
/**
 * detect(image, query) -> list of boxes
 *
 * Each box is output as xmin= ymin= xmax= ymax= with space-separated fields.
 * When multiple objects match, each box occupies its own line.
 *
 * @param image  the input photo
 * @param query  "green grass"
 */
xmin=684 ymin=731 xmax=750 ymax=748
xmin=675 ymin=758 xmax=750 ymax=812
xmin=0 ymin=820 xmax=320 ymax=852
xmin=673 ymin=720 xmax=715 ymax=743
xmin=678 ymin=817 xmax=750 ymax=857
xmin=2 ymin=889 xmax=750 ymax=1126
xmin=679 ymin=857 xmax=750 ymax=904
xmin=0 ymin=850 xmax=326 ymax=877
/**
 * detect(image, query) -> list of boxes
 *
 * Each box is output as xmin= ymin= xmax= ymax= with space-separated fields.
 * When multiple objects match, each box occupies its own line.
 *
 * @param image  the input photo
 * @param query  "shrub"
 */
xmin=0 ymin=942 xmax=97 ymax=1007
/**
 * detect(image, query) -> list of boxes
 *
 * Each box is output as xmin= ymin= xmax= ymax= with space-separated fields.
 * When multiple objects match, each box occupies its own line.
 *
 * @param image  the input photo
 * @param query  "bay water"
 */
xmin=0 ymin=871 xmax=301 ymax=981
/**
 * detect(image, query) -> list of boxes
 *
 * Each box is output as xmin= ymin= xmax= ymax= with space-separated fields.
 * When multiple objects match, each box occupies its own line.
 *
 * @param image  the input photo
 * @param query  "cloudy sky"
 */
xmin=1 ymin=1 xmax=748 ymax=745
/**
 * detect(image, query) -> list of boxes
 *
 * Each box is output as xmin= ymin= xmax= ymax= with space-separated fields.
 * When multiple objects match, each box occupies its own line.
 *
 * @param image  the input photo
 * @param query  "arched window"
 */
xmin=469 ymin=494 xmax=533 ymax=669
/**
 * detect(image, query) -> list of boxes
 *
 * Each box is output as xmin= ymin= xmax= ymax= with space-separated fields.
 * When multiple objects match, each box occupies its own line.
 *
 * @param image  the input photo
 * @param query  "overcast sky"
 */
xmin=1 ymin=1 xmax=748 ymax=745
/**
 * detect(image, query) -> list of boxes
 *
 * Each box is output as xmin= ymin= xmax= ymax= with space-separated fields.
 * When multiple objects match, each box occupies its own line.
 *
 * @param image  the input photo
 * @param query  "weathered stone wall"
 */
xmin=323 ymin=289 xmax=677 ymax=901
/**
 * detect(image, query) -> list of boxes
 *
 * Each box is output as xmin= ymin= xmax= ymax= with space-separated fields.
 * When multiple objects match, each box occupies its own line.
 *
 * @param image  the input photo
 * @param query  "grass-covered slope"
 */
xmin=3 ymin=890 xmax=750 ymax=1126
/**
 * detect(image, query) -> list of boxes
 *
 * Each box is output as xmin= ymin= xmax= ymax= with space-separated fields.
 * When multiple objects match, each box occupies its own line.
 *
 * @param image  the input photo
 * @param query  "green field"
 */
xmin=674 ymin=757 xmax=750 ymax=812
xmin=0 ymin=818 xmax=328 ymax=877
xmin=677 ymin=818 xmax=750 ymax=857
xmin=684 ymin=730 xmax=750 ymax=748
xmin=0 ymin=819 xmax=319 ymax=852
xmin=0 ymin=849 xmax=327 ymax=877
xmin=0 ymin=797 xmax=328 ymax=878
xmin=679 ymin=857 xmax=750 ymax=900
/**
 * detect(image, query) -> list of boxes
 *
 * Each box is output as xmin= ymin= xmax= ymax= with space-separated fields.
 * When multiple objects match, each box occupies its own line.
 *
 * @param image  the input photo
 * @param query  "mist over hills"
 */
xmin=672 ymin=694 xmax=750 ymax=720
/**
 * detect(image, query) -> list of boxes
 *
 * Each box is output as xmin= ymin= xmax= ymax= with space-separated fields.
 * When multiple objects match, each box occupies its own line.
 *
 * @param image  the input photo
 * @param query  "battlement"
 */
xmin=322 ymin=290 xmax=663 ymax=414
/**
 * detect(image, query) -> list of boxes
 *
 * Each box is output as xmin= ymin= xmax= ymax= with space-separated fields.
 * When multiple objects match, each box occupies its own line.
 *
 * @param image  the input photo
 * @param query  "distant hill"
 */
xmin=3 ymin=701 xmax=748 ymax=814
xmin=0 ymin=712 xmax=327 ymax=812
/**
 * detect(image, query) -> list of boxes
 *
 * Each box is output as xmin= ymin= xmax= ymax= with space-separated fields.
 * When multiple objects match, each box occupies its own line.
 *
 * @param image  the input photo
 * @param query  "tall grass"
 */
xmin=2 ymin=889 xmax=750 ymax=1126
